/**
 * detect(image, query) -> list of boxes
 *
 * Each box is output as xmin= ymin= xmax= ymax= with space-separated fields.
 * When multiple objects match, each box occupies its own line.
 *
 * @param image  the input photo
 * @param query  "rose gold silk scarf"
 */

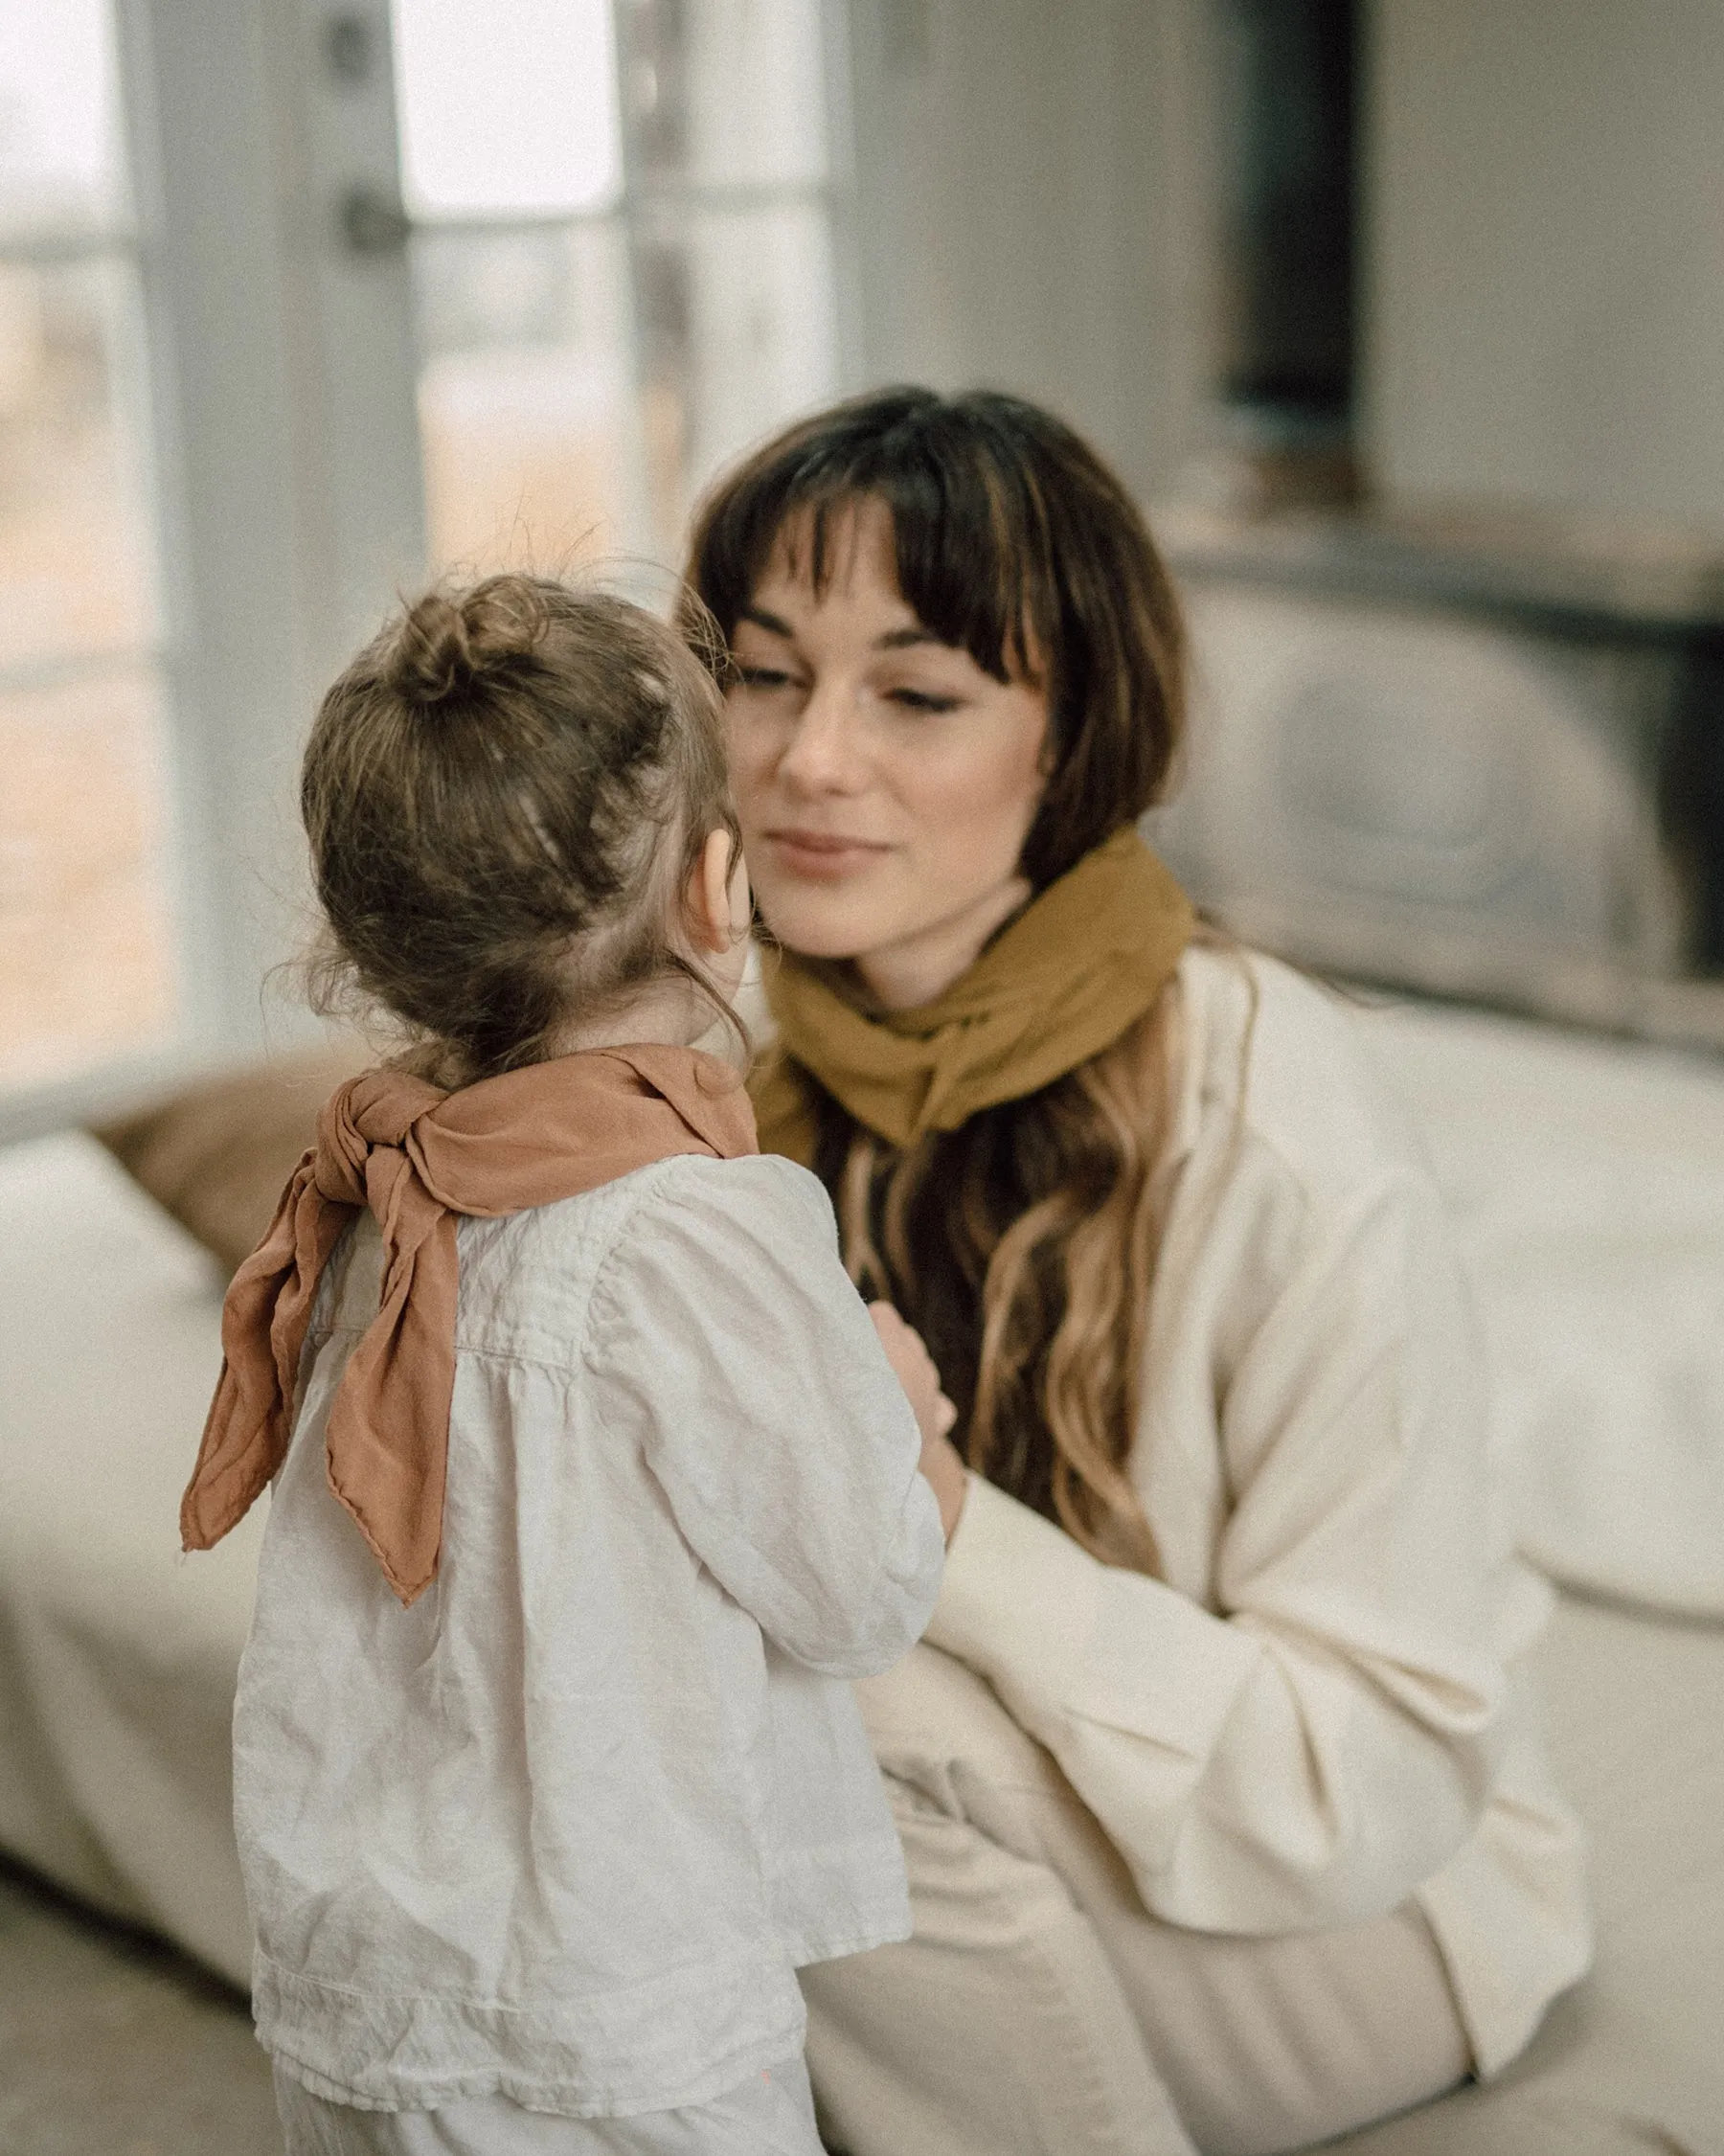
xmin=750 ymin=827 xmax=1193 ymax=1164
xmin=180 ymin=1042 xmax=757 ymax=1604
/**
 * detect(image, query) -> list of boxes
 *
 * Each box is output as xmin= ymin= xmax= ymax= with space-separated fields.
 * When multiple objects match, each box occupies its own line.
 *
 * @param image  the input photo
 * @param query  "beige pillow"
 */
xmin=91 ymin=1042 xmax=372 ymax=1275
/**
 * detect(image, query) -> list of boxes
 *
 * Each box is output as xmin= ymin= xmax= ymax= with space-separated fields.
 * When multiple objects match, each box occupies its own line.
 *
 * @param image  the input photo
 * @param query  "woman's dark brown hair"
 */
xmin=684 ymin=388 xmax=1190 ymax=1571
xmin=303 ymin=572 xmax=739 ymax=1087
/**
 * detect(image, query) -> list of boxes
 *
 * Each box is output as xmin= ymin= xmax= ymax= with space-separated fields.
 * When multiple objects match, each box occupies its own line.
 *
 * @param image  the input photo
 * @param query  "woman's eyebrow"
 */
xmin=737 ymin=607 xmax=938 ymax=652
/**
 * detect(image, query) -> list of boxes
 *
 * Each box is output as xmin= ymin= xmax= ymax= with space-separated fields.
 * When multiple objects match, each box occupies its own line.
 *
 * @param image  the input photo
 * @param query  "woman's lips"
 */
xmin=763 ymin=829 xmax=893 ymax=880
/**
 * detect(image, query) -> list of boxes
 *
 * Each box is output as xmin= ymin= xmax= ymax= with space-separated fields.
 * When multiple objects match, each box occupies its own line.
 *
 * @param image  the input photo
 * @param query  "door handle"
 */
xmin=339 ymin=184 xmax=412 ymax=256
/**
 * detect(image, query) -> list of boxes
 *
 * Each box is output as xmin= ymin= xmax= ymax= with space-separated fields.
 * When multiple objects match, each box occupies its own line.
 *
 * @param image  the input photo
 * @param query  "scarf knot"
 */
xmin=182 ymin=1044 xmax=757 ymax=1604
xmin=306 ymin=1070 xmax=438 ymax=1206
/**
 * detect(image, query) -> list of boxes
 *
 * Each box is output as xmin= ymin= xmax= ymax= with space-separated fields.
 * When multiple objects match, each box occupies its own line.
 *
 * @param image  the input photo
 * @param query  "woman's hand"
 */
xmin=869 ymin=1303 xmax=968 ymax=1544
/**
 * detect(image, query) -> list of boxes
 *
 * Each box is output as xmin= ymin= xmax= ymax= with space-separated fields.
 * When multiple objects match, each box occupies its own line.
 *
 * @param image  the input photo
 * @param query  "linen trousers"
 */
xmin=272 ymin=2056 xmax=823 ymax=2156
xmin=802 ymin=1645 xmax=1471 ymax=2156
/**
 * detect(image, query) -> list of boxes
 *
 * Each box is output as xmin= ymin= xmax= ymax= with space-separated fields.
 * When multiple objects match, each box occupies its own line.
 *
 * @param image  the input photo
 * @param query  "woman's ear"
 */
xmin=685 ymin=828 xmax=744 ymax=954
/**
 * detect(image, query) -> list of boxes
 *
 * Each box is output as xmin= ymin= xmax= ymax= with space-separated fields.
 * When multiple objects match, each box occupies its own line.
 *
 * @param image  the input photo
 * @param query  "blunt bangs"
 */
xmin=688 ymin=388 xmax=1054 ymax=689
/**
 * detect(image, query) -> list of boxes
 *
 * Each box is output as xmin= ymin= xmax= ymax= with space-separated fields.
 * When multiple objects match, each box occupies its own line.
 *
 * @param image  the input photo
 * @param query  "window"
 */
xmin=0 ymin=3 xmax=180 ymax=1097
xmin=0 ymin=0 xmax=850 ymax=1131
xmin=391 ymin=0 xmax=845 ymax=573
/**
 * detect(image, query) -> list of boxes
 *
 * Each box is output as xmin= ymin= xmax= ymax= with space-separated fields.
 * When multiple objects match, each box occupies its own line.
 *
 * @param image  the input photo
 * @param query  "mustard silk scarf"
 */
xmin=750 ymin=828 xmax=1195 ymax=1164
xmin=180 ymin=1043 xmax=758 ymax=1604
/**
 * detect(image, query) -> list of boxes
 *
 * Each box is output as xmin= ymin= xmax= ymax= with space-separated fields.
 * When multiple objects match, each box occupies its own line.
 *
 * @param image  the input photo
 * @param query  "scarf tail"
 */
xmin=322 ymin=1206 xmax=459 ymax=1607
xmin=179 ymin=1354 xmax=288 ymax=1552
xmin=178 ymin=1159 xmax=344 ymax=1555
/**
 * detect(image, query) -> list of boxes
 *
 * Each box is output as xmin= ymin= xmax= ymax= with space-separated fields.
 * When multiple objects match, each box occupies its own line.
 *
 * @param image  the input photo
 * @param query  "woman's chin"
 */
xmin=755 ymin=884 xmax=893 ymax=966
xmin=760 ymin=918 xmax=872 ymax=965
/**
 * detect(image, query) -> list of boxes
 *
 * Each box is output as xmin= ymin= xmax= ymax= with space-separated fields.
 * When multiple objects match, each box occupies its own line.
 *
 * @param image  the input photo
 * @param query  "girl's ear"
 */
xmin=685 ymin=828 xmax=746 ymax=953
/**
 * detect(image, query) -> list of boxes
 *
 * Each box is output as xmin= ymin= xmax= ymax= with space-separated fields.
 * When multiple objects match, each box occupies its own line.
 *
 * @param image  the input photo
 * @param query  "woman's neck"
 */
xmin=851 ymin=873 xmax=1032 ymax=1011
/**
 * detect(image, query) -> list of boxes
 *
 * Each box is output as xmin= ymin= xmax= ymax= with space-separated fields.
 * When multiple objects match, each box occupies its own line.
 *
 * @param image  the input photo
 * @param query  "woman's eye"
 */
xmin=735 ymin=664 xmax=798 ymax=692
xmin=889 ymin=688 xmax=961 ymax=715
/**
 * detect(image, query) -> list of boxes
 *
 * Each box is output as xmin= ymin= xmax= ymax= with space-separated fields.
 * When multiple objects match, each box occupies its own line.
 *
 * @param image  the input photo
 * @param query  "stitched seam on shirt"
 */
xmin=579 ymin=1153 xmax=793 ymax=1372
xmin=308 ymin=1165 xmax=692 ymax=1375
xmin=313 ymin=1166 xmax=689 ymax=1376
xmin=308 ymin=1324 xmax=603 ymax=1382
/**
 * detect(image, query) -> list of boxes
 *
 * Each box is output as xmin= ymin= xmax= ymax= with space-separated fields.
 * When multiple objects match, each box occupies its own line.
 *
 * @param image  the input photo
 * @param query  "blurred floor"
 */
xmin=0 ymin=1858 xmax=280 ymax=2156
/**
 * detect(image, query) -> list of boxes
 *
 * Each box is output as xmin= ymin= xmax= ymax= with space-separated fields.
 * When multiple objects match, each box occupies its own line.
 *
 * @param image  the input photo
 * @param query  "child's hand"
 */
xmin=868 ymin=1302 xmax=954 ymax=1439
xmin=869 ymin=1303 xmax=967 ymax=1544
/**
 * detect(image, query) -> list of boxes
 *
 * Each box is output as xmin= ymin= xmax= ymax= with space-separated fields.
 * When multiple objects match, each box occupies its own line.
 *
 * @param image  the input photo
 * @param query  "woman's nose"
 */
xmin=777 ymin=678 xmax=865 ymax=794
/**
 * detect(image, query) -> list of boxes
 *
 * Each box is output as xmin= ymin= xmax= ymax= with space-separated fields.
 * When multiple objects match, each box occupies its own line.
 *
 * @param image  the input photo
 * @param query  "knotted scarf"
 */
xmin=180 ymin=1042 xmax=757 ymax=1604
xmin=750 ymin=828 xmax=1193 ymax=1163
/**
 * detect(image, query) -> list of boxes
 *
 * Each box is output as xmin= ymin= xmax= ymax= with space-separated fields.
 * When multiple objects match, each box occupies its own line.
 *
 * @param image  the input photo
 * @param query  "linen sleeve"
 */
xmin=588 ymin=1154 xmax=945 ymax=1678
xmin=925 ymin=1165 xmax=1509 ymax=1934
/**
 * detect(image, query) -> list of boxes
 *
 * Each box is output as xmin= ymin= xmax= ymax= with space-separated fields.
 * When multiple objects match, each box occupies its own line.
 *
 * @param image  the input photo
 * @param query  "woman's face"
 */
xmin=724 ymin=499 xmax=1050 ymax=1010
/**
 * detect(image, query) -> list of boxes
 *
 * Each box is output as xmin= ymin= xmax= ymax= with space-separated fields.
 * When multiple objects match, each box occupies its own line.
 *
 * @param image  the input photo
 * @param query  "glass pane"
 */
xmin=397 ymin=3 xmax=840 ymax=570
xmin=392 ymin=0 xmax=623 ymax=219
xmin=414 ymin=221 xmax=649 ymax=570
xmin=0 ymin=0 xmax=129 ymax=239
xmin=621 ymin=0 xmax=827 ymax=188
xmin=0 ymin=254 xmax=158 ymax=673
xmin=0 ymin=665 xmax=179 ymax=1090
xmin=635 ymin=200 xmax=839 ymax=531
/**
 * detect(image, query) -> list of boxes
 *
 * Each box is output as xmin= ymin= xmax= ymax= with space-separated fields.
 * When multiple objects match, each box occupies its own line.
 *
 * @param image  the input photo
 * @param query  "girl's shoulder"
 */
xmin=1170 ymin=942 xmax=1436 ymax=1215
xmin=622 ymin=1147 xmax=836 ymax=1236
xmin=432 ymin=1154 xmax=844 ymax=1367
xmin=585 ymin=1148 xmax=847 ymax=1305
xmin=488 ymin=1148 xmax=835 ymax=1260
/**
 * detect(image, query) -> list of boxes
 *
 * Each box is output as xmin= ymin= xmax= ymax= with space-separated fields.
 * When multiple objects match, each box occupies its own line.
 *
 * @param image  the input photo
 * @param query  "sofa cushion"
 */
xmin=89 ymin=1044 xmax=369 ymax=1275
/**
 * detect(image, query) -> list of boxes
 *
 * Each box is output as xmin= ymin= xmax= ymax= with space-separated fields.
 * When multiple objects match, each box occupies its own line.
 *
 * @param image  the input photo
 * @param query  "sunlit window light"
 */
xmin=390 ymin=0 xmax=624 ymax=222
xmin=0 ymin=0 xmax=126 ymax=234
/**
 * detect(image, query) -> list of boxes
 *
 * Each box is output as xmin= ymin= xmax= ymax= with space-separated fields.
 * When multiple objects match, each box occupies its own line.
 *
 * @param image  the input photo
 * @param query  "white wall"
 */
xmin=841 ymin=0 xmax=1212 ymax=505
xmin=1366 ymin=0 xmax=1724 ymax=532
xmin=845 ymin=0 xmax=1724 ymax=536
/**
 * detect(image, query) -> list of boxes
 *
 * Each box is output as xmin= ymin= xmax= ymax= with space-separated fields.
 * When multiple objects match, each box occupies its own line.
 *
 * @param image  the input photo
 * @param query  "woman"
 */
xmin=681 ymin=389 xmax=1590 ymax=2156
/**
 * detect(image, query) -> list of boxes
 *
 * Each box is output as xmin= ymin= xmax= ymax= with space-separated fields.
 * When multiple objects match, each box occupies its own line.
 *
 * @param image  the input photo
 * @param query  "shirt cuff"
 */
xmin=927 ymin=1472 xmax=1261 ymax=1770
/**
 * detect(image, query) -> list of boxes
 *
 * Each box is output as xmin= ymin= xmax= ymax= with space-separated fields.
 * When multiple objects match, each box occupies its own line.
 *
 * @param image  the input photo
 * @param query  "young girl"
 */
xmin=178 ymin=573 xmax=964 ymax=2156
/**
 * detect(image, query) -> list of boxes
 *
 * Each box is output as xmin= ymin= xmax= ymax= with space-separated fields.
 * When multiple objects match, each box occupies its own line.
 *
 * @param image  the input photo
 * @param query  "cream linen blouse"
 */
xmin=923 ymin=946 xmax=1592 ymax=2077
xmin=233 ymin=1152 xmax=945 ymax=2118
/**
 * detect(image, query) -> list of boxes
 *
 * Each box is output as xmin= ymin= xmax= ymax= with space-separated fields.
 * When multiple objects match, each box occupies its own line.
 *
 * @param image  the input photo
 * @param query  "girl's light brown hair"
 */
xmin=684 ymin=388 xmax=1189 ymax=1574
xmin=303 ymin=572 xmax=739 ymax=1086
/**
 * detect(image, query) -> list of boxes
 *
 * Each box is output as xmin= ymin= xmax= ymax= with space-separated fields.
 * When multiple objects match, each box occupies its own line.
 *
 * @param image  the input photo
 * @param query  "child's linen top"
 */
xmin=234 ymin=1151 xmax=945 ymax=2119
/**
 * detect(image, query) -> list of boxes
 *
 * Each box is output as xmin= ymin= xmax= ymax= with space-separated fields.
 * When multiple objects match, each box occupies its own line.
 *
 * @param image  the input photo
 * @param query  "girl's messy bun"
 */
xmin=384 ymin=580 xmax=552 ymax=708
xmin=302 ymin=572 xmax=739 ymax=1083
